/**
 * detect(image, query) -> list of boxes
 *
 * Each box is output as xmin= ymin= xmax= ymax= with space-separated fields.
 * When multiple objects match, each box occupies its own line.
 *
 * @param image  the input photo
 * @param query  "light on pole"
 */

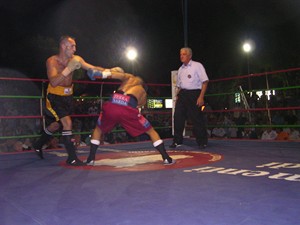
xmin=126 ymin=47 xmax=137 ymax=73
xmin=243 ymin=42 xmax=252 ymax=75
xmin=242 ymin=41 xmax=253 ymax=90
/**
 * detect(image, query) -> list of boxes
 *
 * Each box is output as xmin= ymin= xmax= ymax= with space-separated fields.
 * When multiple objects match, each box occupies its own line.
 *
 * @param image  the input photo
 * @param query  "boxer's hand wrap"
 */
xmin=87 ymin=69 xmax=110 ymax=80
xmin=103 ymin=69 xmax=112 ymax=77
xmin=62 ymin=58 xmax=81 ymax=77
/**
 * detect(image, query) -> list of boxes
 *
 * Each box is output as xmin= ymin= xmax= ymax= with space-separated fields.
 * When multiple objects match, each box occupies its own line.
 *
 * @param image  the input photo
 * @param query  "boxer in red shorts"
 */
xmin=86 ymin=68 xmax=175 ymax=165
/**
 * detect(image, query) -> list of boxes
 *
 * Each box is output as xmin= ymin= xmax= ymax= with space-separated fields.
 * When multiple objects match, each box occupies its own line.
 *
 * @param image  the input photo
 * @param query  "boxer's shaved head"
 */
xmin=59 ymin=35 xmax=75 ymax=46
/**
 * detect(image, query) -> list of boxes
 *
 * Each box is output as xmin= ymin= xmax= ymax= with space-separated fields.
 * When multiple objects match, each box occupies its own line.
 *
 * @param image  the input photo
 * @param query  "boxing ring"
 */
xmin=0 ymin=68 xmax=300 ymax=225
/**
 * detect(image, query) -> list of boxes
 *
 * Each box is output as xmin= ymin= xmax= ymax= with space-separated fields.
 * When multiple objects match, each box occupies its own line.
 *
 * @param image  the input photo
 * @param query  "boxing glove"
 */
xmin=62 ymin=58 xmax=81 ymax=77
xmin=87 ymin=69 xmax=111 ymax=80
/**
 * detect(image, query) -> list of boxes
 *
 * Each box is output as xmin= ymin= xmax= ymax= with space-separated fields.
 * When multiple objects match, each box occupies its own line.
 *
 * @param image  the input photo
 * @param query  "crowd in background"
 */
xmin=0 ymin=79 xmax=300 ymax=153
xmin=205 ymin=111 xmax=300 ymax=141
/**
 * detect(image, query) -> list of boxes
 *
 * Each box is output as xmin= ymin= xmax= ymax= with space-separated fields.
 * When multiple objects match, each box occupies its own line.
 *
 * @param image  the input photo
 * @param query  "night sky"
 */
xmin=1 ymin=0 xmax=299 ymax=84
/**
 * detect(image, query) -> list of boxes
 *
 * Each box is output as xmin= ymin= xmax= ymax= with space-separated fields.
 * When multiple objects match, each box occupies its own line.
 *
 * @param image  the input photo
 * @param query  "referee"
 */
xmin=170 ymin=47 xmax=209 ymax=149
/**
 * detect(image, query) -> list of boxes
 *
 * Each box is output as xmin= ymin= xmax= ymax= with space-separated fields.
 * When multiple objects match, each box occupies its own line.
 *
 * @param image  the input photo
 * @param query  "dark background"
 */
xmin=1 ymin=0 xmax=299 ymax=84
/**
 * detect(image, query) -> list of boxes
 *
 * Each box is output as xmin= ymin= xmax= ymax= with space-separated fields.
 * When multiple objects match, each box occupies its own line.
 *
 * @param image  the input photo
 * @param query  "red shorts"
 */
xmin=97 ymin=101 xmax=152 ymax=137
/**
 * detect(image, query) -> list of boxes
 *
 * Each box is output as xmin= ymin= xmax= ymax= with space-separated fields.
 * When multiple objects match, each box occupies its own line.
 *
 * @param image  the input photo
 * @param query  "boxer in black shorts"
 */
xmin=33 ymin=35 xmax=122 ymax=166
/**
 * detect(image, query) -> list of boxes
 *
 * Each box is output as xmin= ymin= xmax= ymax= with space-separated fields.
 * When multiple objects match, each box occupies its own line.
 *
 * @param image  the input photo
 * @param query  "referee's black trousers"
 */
xmin=173 ymin=89 xmax=207 ymax=145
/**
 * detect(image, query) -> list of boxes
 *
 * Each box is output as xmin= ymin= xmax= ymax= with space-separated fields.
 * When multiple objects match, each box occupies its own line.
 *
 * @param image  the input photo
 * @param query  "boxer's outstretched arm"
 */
xmin=87 ymin=67 xmax=134 ymax=81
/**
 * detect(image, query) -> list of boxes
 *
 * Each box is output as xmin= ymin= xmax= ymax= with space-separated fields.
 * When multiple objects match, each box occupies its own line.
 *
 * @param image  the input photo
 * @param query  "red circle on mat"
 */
xmin=60 ymin=150 xmax=223 ymax=172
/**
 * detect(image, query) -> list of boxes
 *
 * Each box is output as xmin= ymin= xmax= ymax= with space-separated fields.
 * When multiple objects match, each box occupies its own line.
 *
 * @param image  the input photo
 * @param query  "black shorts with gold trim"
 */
xmin=45 ymin=93 xmax=74 ymax=125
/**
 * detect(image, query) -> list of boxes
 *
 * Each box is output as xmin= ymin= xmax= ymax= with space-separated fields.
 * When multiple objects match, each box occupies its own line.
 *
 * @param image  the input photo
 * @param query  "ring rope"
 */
xmin=1 ymin=67 xmax=299 ymax=143
xmin=209 ymin=67 xmax=300 ymax=83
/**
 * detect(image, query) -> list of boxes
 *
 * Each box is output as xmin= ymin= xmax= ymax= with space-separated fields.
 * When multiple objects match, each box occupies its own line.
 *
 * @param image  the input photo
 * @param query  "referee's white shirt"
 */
xmin=176 ymin=60 xmax=209 ymax=90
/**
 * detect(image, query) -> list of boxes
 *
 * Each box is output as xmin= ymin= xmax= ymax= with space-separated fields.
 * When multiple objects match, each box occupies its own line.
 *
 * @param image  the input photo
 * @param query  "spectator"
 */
xmin=223 ymin=115 xmax=238 ymax=138
xmin=211 ymin=126 xmax=226 ymax=138
xmin=0 ymin=139 xmax=15 ymax=152
xmin=235 ymin=112 xmax=248 ymax=138
xmin=13 ymin=141 xmax=24 ymax=152
xmin=72 ymin=134 xmax=87 ymax=148
xmin=275 ymin=128 xmax=289 ymax=141
xmin=22 ymin=138 xmax=32 ymax=151
xmin=88 ymin=103 xmax=98 ymax=115
xmin=261 ymin=127 xmax=277 ymax=140
xmin=243 ymin=127 xmax=258 ymax=139
xmin=289 ymin=128 xmax=300 ymax=140
xmin=45 ymin=137 xmax=61 ymax=149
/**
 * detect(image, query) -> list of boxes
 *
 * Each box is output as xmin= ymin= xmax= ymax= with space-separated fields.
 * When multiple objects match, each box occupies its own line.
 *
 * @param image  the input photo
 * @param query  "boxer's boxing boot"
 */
xmin=154 ymin=140 xmax=175 ymax=165
xmin=62 ymin=131 xmax=85 ymax=166
xmin=85 ymin=140 xmax=100 ymax=166
xmin=33 ymin=128 xmax=53 ymax=159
